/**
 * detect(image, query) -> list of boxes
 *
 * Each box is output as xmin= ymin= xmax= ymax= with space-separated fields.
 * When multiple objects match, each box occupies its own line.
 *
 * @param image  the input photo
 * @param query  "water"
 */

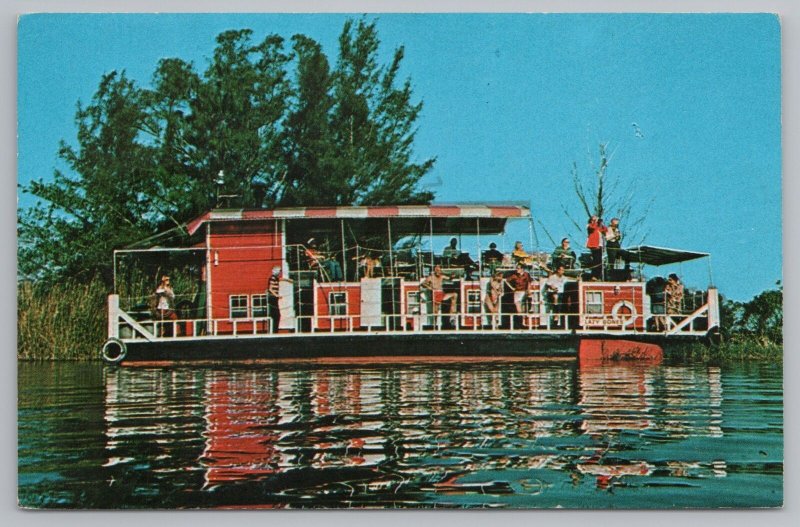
xmin=17 ymin=359 xmax=783 ymax=509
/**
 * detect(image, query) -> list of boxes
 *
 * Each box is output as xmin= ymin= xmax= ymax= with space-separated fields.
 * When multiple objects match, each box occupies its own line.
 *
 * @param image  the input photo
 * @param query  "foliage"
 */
xmin=18 ymin=278 xmax=108 ymax=361
xmin=720 ymin=281 xmax=783 ymax=344
xmin=670 ymin=338 xmax=782 ymax=365
xmin=19 ymin=17 xmax=435 ymax=285
xmin=18 ymin=73 xmax=159 ymax=285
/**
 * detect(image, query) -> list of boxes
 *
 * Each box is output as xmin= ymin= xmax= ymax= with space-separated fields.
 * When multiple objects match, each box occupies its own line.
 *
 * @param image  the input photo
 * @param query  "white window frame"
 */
xmin=406 ymin=290 xmax=421 ymax=315
xmin=466 ymin=289 xmax=482 ymax=313
xmin=329 ymin=291 xmax=348 ymax=316
xmin=251 ymin=294 xmax=268 ymax=318
xmin=585 ymin=291 xmax=604 ymax=314
xmin=230 ymin=294 xmax=249 ymax=318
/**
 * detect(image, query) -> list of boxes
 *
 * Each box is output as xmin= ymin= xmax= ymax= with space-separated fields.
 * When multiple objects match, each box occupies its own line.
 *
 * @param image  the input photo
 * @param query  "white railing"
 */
xmin=110 ymin=296 xmax=713 ymax=341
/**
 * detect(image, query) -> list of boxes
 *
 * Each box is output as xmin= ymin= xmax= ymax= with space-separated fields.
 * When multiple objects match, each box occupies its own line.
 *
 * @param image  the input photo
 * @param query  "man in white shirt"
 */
xmin=545 ymin=266 xmax=568 ymax=328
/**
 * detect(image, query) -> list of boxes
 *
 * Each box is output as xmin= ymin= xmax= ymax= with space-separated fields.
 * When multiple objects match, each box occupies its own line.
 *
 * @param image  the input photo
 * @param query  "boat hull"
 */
xmin=111 ymin=332 xmax=704 ymax=365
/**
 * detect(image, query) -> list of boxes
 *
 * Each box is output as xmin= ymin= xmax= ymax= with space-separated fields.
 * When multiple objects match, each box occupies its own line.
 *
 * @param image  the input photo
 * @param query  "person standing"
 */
xmin=267 ymin=266 xmax=281 ymax=332
xmin=506 ymin=263 xmax=533 ymax=327
xmin=665 ymin=273 xmax=684 ymax=315
xmin=545 ymin=266 xmax=568 ymax=328
xmin=154 ymin=275 xmax=178 ymax=336
xmin=605 ymin=218 xmax=623 ymax=271
xmin=586 ymin=216 xmax=607 ymax=280
xmin=421 ymin=265 xmax=458 ymax=325
xmin=484 ymin=271 xmax=505 ymax=320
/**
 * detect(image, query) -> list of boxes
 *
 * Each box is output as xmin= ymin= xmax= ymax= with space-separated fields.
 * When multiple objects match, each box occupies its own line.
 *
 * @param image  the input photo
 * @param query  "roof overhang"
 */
xmin=186 ymin=203 xmax=531 ymax=236
xmin=619 ymin=245 xmax=709 ymax=266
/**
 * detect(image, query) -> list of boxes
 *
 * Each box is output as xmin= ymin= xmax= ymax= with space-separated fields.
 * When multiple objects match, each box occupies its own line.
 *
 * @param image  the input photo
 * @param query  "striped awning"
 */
xmin=187 ymin=204 xmax=530 ymax=235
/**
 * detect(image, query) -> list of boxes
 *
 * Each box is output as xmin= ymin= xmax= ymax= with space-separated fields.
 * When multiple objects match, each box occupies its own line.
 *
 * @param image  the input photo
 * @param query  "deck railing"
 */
xmin=109 ymin=294 xmax=713 ymax=341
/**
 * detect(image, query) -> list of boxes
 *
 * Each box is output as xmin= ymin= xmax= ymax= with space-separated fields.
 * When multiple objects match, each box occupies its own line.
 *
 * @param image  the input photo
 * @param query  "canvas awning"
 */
xmin=618 ymin=245 xmax=709 ymax=266
xmin=186 ymin=203 xmax=531 ymax=236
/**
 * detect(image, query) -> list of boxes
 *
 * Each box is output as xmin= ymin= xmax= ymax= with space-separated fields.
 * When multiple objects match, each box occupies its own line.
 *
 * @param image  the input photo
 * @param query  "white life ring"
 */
xmin=611 ymin=300 xmax=638 ymax=328
xmin=101 ymin=338 xmax=127 ymax=364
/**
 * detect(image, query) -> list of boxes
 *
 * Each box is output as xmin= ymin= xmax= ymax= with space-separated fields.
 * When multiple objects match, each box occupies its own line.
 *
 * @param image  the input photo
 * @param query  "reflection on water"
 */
xmin=18 ymin=359 xmax=782 ymax=508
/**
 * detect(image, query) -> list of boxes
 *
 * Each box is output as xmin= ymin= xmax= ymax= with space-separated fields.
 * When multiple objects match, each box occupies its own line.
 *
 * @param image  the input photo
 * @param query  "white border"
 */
xmin=6 ymin=2 xmax=797 ymax=526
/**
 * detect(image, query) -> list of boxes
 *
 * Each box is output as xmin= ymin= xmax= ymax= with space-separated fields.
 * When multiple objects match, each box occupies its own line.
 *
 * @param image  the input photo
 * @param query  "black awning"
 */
xmin=618 ymin=245 xmax=709 ymax=266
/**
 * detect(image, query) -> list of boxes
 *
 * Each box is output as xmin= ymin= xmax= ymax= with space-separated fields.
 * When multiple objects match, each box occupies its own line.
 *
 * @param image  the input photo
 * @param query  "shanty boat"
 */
xmin=101 ymin=203 xmax=720 ymax=364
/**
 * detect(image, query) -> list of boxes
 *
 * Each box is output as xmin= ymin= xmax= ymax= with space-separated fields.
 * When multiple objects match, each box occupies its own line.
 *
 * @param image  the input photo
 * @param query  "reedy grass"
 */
xmin=667 ymin=337 xmax=783 ymax=365
xmin=18 ymin=278 xmax=108 ymax=361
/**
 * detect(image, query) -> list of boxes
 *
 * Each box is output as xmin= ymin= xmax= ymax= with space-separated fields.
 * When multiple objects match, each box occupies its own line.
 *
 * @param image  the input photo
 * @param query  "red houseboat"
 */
xmin=102 ymin=203 xmax=720 ymax=364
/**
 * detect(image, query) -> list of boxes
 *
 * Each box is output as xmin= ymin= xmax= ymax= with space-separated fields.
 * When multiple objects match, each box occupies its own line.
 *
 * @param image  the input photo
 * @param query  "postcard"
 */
xmin=17 ymin=13 xmax=782 ymax=509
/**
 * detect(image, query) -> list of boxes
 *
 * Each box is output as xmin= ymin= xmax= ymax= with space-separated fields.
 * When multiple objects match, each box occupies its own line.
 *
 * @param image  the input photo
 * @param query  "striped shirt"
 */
xmin=268 ymin=275 xmax=280 ymax=297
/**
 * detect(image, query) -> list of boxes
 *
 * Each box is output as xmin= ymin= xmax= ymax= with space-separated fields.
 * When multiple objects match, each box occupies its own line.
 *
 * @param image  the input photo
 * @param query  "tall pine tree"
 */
xmin=19 ymin=18 xmax=435 ymax=284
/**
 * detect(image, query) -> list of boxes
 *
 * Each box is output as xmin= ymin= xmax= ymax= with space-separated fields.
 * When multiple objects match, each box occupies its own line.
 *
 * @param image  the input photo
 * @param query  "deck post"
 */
xmin=707 ymin=287 xmax=720 ymax=329
xmin=108 ymin=294 xmax=120 ymax=339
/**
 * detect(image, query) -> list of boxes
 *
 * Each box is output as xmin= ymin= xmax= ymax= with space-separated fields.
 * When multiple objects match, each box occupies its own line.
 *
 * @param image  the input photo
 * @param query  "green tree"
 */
xmin=281 ymin=18 xmax=435 ymax=206
xmin=147 ymin=30 xmax=292 ymax=217
xmin=279 ymin=34 xmax=338 ymax=205
xmin=19 ymin=19 xmax=436 ymax=285
xmin=329 ymin=18 xmax=434 ymax=206
xmin=720 ymin=282 xmax=782 ymax=344
xmin=18 ymin=72 xmax=158 ymax=284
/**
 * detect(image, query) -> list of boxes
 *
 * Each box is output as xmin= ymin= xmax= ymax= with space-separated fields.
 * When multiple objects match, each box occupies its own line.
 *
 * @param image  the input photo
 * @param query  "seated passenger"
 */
xmin=442 ymin=237 xmax=461 ymax=260
xmin=484 ymin=242 xmax=504 ymax=263
xmin=512 ymin=241 xmax=533 ymax=265
xmin=442 ymin=237 xmax=478 ymax=280
xmin=551 ymin=238 xmax=577 ymax=271
xmin=421 ymin=265 xmax=458 ymax=324
xmin=305 ymin=238 xmax=343 ymax=282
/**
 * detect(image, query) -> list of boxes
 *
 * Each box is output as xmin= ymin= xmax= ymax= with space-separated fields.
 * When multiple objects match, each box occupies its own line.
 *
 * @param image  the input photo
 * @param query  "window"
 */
xmin=406 ymin=290 xmax=421 ymax=315
xmin=585 ymin=291 xmax=603 ymax=314
xmin=251 ymin=294 xmax=268 ymax=317
xmin=230 ymin=295 xmax=248 ymax=318
xmin=466 ymin=290 xmax=482 ymax=313
xmin=329 ymin=291 xmax=348 ymax=316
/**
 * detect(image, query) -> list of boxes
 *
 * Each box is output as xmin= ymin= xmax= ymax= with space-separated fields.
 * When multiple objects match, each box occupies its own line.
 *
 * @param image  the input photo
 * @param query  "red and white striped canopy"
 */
xmin=187 ymin=204 xmax=530 ymax=235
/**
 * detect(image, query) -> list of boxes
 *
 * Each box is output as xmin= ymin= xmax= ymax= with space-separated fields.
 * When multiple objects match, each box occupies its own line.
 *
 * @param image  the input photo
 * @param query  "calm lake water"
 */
xmin=18 ymin=359 xmax=783 ymax=509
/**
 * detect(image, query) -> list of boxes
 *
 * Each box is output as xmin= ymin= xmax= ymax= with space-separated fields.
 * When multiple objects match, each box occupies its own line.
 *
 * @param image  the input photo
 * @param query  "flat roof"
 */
xmin=186 ymin=204 xmax=531 ymax=236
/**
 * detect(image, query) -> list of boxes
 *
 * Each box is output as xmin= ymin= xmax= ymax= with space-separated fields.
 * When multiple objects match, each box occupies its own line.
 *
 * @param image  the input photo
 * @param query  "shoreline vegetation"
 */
xmin=17 ymin=278 xmax=783 ymax=364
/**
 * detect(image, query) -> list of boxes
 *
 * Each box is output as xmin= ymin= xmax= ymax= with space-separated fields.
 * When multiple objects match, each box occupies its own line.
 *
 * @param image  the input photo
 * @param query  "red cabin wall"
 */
xmin=315 ymin=284 xmax=362 ymax=331
xmin=208 ymin=221 xmax=282 ymax=325
xmin=581 ymin=283 xmax=646 ymax=330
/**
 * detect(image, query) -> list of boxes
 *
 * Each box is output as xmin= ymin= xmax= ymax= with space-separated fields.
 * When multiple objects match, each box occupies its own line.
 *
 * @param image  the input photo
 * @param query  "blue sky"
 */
xmin=17 ymin=13 xmax=781 ymax=301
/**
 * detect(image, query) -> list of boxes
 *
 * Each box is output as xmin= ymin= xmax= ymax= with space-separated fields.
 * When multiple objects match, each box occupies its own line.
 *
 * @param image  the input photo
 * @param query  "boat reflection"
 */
xmin=101 ymin=361 xmax=732 ymax=505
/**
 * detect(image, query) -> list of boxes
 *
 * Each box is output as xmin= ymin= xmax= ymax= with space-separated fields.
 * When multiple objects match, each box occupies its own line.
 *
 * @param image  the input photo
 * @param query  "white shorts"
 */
xmin=514 ymin=291 xmax=527 ymax=304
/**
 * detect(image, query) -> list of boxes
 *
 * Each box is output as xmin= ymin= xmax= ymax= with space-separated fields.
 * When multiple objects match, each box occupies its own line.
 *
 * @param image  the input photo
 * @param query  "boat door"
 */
xmin=360 ymin=278 xmax=383 ymax=329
